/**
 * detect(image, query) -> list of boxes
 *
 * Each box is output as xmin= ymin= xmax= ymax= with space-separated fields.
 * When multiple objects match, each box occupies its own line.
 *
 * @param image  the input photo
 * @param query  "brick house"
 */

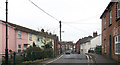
xmin=100 ymin=2 xmax=120 ymax=62
xmin=61 ymin=41 xmax=73 ymax=53
xmin=75 ymin=39 xmax=80 ymax=53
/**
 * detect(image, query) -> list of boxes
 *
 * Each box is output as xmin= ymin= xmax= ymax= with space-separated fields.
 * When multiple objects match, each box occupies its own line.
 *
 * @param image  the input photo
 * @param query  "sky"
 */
xmin=0 ymin=0 xmax=111 ymax=43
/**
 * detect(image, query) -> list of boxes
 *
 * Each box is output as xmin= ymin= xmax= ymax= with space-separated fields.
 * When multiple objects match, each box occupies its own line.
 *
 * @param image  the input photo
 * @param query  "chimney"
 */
xmin=41 ymin=29 xmax=44 ymax=33
xmin=93 ymin=31 xmax=97 ymax=37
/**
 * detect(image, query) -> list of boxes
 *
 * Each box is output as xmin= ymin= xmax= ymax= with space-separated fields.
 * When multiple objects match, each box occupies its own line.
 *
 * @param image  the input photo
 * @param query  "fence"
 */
xmin=0 ymin=54 xmax=3 ymax=65
xmin=1 ymin=50 xmax=56 ymax=65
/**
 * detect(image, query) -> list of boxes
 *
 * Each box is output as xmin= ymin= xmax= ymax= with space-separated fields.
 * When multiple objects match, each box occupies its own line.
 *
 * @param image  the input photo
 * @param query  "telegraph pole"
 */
xmin=5 ymin=0 xmax=8 ymax=65
xmin=59 ymin=21 xmax=62 ymax=54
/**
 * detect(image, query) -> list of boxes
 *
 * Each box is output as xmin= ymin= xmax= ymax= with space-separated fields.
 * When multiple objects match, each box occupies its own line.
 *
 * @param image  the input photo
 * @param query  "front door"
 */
xmin=109 ymin=35 xmax=112 ymax=57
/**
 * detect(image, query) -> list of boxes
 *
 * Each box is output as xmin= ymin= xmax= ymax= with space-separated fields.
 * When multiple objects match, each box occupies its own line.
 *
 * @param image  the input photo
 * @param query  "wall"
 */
xmin=16 ymin=30 xmax=28 ymax=52
xmin=36 ymin=36 xmax=44 ymax=48
xmin=90 ymin=35 xmax=101 ymax=50
xmin=28 ymin=33 xmax=37 ymax=46
xmin=101 ymin=3 xmax=120 ymax=61
xmin=0 ymin=22 xmax=2 ymax=64
xmin=80 ymin=42 xmax=91 ymax=54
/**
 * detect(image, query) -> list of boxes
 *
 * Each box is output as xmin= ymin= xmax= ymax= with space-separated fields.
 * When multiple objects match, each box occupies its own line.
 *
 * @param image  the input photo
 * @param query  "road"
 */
xmin=44 ymin=54 xmax=94 ymax=65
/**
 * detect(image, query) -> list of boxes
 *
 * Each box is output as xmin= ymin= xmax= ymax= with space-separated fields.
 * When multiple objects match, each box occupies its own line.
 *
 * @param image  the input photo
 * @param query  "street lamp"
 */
xmin=5 ymin=0 xmax=8 ymax=65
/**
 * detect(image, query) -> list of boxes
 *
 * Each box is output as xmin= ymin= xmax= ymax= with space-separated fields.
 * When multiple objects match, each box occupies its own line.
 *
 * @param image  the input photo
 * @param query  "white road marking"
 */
xmin=86 ymin=55 xmax=90 ymax=65
xmin=86 ymin=55 xmax=90 ymax=62
xmin=46 ymin=55 xmax=63 ymax=64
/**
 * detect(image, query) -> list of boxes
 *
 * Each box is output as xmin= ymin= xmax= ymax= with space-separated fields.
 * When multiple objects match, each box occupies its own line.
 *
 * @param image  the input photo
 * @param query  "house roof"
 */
xmin=0 ymin=20 xmax=58 ymax=39
xmin=76 ymin=37 xmax=93 ymax=45
xmin=100 ymin=2 xmax=115 ymax=19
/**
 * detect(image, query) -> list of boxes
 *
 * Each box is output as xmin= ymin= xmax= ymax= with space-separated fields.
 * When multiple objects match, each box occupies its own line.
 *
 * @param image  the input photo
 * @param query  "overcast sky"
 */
xmin=0 ymin=0 xmax=111 ymax=43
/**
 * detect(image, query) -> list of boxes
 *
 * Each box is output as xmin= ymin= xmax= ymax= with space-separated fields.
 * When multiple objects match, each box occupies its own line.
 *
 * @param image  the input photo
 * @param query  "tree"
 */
xmin=43 ymin=41 xmax=54 ymax=58
xmin=44 ymin=41 xmax=52 ymax=49
xmin=24 ymin=43 xmax=42 ymax=61
xmin=95 ymin=46 xmax=102 ymax=54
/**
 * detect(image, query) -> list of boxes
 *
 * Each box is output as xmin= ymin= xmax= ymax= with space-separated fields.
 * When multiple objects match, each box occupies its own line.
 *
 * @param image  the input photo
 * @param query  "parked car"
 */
xmin=65 ymin=50 xmax=71 ymax=54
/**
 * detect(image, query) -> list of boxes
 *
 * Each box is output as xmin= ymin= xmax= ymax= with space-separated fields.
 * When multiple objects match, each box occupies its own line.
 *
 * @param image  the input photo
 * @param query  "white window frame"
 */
xmin=18 ymin=31 xmax=21 ymax=39
xmin=18 ymin=44 xmax=21 ymax=53
xmin=114 ymin=35 xmax=120 ymax=54
xmin=104 ymin=17 xmax=106 ymax=29
xmin=117 ymin=2 xmax=120 ymax=18
xmin=29 ymin=33 xmax=32 ymax=41
xmin=109 ymin=10 xmax=112 ymax=25
xmin=104 ymin=39 xmax=107 ymax=53
xmin=24 ymin=44 xmax=27 ymax=50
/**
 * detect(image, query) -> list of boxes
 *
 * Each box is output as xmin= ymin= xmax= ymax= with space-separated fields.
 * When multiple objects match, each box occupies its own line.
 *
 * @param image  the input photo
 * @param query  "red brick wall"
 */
xmin=101 ymin=3 xmax=120 ymax=62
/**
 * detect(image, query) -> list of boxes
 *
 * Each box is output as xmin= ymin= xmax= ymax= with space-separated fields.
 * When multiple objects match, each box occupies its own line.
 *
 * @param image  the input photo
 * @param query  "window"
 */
xmin=29 ymin=33 xmax=32 ymax=41
xmin=24 ymin=44 xmax=27 ymax=50
xmin=114 ymin=35 xmax=120 ymax=54
xmin=37 ymin=37 xmax=40 ymax=41
xmin=117 ymin=2 xmax=120 ymax=18
xmin=104 ymin=17 xmax=106 ymax=29
xmin=18 ymin=44 xmax=21 ymax=53
xmin=37 ymin=36 xmax=41 ymax=42
xmin=109 ymin=10 xmax=112 ymax=25
xmin=18 ymin=31 xmax=21 ymax=39
xmin=104 ymin=39 xmax=106 ymax=53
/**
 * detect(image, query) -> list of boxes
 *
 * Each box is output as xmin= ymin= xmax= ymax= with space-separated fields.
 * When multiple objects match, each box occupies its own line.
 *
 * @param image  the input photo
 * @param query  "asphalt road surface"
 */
xmin=44 ymin=54 xmax=94 ymax=65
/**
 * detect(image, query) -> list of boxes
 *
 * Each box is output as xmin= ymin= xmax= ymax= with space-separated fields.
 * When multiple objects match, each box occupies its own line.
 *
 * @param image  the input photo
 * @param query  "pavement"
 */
xmin=87 ymin=53 xmax=118 ymax=63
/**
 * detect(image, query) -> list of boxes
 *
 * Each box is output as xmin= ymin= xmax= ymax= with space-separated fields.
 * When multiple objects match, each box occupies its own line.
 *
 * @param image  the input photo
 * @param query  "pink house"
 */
xmin=0 ymin=20 xmax=28 ymax=55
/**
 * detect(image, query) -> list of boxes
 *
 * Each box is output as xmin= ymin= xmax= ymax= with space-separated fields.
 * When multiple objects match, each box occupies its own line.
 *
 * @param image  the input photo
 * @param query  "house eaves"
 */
xmin=100 ymin=2 xmax=115 ymax=19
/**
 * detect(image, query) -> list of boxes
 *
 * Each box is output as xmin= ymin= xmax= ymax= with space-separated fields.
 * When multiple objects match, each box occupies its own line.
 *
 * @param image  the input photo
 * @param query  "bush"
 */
xmin=43 ymin=41 xmax=54 ymax=58
xmin=95 ymin=46 xmax=102 ymax=54
xmin=44 ymin=48 xmax=54 ymax=58
xmin=23 ymin=46 xmax=42 ymax=61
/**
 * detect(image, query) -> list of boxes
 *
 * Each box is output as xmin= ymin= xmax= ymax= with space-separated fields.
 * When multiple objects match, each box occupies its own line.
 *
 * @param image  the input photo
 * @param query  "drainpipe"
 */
xmin=14 ymin=28 xmax=17 ymax=52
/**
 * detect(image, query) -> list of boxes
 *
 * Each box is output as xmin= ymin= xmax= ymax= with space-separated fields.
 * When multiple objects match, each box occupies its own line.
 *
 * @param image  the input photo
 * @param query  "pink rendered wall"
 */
xmin=1 ymin=23 xmax=16 ymax=54
xmin=8 ymin=26 xmax=16 ymax=52
xmin=0 ymin=22 xmax=28 ymax=54
xmin=0 ymin=23 xmax=2 ymax=54
xmin=16 ymin=30 xmax=28 ymax=52
xmin=2 ymin=23 xmax=6 ymax=54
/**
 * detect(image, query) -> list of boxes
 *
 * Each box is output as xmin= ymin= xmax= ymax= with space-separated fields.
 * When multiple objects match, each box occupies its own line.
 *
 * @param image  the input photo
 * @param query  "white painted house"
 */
xmin=80 ymin=34 xmax=101 ymax=54
xmin=90 ymin=34 xmax=102 ymax=51
xmin=80 ymin=38 xmax=92 ymax=54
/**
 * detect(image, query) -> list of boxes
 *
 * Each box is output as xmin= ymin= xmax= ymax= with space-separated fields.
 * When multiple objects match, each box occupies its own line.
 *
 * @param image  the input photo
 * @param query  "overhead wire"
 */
xmin=28 ymin=0 xmax=59 ymax=21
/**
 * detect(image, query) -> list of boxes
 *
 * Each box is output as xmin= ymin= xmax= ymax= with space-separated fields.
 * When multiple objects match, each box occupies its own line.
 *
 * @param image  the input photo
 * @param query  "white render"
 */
xmin=80 ymin=35 xmax=101 ymax=54
xmin=90 ymin=34 xmax=101 ymax=50
xmin=80 ymin=41 xmax=91 ymax=54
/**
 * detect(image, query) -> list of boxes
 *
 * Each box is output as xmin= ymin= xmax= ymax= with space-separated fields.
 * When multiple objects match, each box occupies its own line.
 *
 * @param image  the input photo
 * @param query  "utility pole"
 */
xmin=59 ymin=21 xmax=62 ymax=54
xmin=5 ymin=0 xmax=8 ymax=65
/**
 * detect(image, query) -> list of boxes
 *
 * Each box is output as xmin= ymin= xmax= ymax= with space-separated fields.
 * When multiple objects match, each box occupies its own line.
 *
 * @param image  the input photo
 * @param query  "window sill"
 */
xmin=115 ymin=53 xmax=120 ymax=55
xmin=116 ymin=17 xmax=120 ymax=22
xmin=18 ymin=38 xmax=22 ymax=39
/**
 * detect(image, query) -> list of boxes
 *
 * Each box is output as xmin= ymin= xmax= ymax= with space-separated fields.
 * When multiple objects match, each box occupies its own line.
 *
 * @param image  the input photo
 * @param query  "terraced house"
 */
xmin=100 ymin=2 xmax=120 ymax=62
xmin=0 ymin=20 xmax=59 ymax=59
